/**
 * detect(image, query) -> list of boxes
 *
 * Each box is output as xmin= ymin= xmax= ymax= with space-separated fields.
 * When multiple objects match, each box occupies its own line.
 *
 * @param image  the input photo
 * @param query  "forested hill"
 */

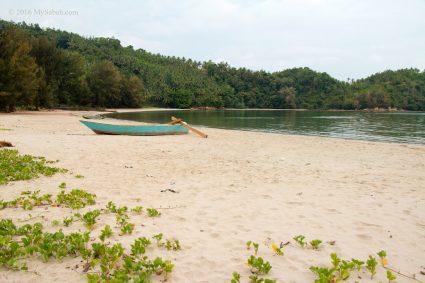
xmin=1 ymin=19 xmax=424 ymax=112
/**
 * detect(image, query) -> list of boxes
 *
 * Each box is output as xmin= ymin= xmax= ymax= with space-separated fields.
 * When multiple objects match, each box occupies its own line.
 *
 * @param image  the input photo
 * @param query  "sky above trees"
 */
xmin=1 ymin=0 xmax=424 ymax=80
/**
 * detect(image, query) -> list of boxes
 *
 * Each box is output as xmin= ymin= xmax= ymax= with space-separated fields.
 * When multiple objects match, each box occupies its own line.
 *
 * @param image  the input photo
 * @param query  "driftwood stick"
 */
xmin=384 ymin=266 xmax=425 ymax=283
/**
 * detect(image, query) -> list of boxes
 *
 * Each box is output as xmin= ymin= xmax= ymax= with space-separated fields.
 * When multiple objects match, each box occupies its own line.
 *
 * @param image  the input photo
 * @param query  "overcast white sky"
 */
xmin=1 ymin=0 xmax=424 ymax=80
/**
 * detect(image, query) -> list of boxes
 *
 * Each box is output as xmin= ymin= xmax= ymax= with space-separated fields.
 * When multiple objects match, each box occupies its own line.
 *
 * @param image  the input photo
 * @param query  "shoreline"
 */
xmin=103 ymin=108 xmax=425 ymax=147
xmin=9 ymin=106 xmax=423 ymax=113
xmin=0 ymin=110 xmax=424 ymax=282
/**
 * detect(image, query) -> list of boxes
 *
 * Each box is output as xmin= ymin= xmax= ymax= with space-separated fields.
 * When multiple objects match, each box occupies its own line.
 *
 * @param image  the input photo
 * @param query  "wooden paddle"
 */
xmin=167 ymin=117 xmax=182 ymax=125
xmin=170 ymin=116 xmax=208 ymax=138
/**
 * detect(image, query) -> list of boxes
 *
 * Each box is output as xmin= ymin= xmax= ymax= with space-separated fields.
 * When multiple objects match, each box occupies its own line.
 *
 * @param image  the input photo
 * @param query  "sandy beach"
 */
xmin=0 ymin=110 xmax=424 ymax=283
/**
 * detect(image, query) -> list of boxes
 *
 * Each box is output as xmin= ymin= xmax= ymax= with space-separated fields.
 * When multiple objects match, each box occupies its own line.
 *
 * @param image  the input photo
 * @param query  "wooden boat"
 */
xmin=80 ymin=120 xmax=188 ymax=136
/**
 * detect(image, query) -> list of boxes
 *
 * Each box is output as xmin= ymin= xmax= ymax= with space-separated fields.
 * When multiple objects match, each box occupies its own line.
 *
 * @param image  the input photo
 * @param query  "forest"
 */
xmin=1 ymin=20 xmax=424 ymax=112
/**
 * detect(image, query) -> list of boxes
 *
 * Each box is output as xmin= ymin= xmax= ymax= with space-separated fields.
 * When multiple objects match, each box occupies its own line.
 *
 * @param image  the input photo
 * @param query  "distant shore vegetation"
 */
xmin=0 ymin=20 xmax=424 ymax=112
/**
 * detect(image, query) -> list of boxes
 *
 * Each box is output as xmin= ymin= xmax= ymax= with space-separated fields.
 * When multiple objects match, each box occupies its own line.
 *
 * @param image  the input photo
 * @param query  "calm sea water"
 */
xmin=107 ymin=110 xmax=425 ymax=145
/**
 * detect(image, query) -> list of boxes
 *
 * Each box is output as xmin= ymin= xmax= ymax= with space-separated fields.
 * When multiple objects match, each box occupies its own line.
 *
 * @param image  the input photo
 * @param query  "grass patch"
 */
xmin=0 ymin=149 xmax=67 ymax=185
xmin=0 ymin=128 xmax=12 ymax=131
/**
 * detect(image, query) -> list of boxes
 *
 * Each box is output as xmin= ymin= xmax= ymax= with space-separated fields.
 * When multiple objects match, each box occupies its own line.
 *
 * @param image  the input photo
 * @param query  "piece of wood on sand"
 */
xmin=170 ymin=116 xmax=208 ymax=138
xmin=0 ymin=141 xmax=13 ymax=148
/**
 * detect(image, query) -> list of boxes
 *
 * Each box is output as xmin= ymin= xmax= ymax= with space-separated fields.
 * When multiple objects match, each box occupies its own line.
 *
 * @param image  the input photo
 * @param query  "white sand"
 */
xmin=0 ymin=110 xmax=424 ymax=283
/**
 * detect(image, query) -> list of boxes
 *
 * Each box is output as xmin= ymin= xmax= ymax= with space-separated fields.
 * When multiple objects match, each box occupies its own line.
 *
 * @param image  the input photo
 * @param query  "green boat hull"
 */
xmin=80 ymin=120 xmax=188 ymax=136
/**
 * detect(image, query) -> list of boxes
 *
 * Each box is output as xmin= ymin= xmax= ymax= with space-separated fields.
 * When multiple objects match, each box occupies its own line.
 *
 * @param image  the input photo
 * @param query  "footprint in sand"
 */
xmin=356 ymin=234 xmax=372 ymax=240
xmin=236 ymin=224 xmax=250 ymax=232
xmin=209 ymin=232 xmax=220 ymax=238
xmin=326 ymin=208 xmax=342 ymax=214
xmin=172 ymin=215 xmax=186 ymax=222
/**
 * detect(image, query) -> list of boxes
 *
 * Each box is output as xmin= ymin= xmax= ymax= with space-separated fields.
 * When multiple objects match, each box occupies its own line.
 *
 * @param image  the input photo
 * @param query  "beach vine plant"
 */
xmin=232 ymin=242 xmax=277 ymax=282
xmin=0 ymin=187 xmax=178 ymax=282
xmin=246 ymin=241 xmax=260 ymax=255
xmin=310 ymin=239 xmax=322 ymax=250
xmin=146 ymin=208 xmax=161 ymax=217
xmin=366 ymin=255 xmax=378 ymax=279
xmin=231 ymin=271 xmax=241 ymax=283
xmin=248 ymin=275 xmax=276 ymax=283
xmin=1 ymin=188 xmax=96 ymax=212
xmin=308 ymin=251 xmax=404 ymax=283
xmin=0 ymin=149 xmax=67 ymax=185
xmin=99 ymin=224 xmax=113 ymax=241
xmin=292 ymin=235 xmax=323 ymax=250
xmin=271 ymin=243 xmax=284 ymax=256
xmin=386 ymin=270 xmax=397 ymax=282
xmin=377 ymin=250 xmax=387 ymax=267
xmin=293 ymin=235 xmax=307 ymax=248
xmin=247 ymin=255 xmax=272 ymax=275
xmin=82 ymin=210 xmax=101 ymax=230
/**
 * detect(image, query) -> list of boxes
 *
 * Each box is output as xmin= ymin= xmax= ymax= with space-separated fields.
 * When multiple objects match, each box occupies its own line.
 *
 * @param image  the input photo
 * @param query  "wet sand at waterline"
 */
xmin=0 ymin=110 xmax=424 ymax=282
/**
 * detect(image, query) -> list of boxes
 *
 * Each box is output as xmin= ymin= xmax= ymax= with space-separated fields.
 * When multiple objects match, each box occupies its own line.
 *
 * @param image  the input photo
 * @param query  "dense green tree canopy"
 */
xmin=0 ymin=26 xmax=39 ymax=112
xmin=0 ymin=20 xmax=424 ymax=111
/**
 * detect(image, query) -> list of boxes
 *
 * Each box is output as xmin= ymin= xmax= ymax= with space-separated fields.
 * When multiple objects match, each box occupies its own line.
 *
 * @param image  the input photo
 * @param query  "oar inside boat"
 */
xmin=169 ymin=116 xmax=208 ymax=138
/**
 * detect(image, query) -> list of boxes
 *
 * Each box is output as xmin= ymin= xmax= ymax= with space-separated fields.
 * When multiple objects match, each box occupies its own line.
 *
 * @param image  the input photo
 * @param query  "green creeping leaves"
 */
xmin=0 ymin=220 xmax=90 ymax=269
xmin=121 ymin=222 xmax=135 ymax=235
xmin=310 ymin=252 xmax=390 ymax=283
xmin=56 ymin=189 xmax=96 ymax=209
xmin=131 ymin=237 xmax=151 ymax=257
xmin=377 ymin=249 xmax=388 ymax=267
xmin=82 ymin=210 xmax=101 ymax=230
xmin=386 ymin=270 xmax=397 ymax=282
xmin=310 ymin=266 xmax=336 ymax=283
xmin=231 ymin=271 xmax=241 ymax=283
xmin=377 ymin=250 xmax=387 ymax=259
xmin=63 ymin=216 xmax=74 ymax=227
xmin=248 ymin=275 xmax=276 ymax=283
xmin=351 ymin=258 xmax=365 ymax=271
xmin=131 ymin=206 xmax=143 ymax=214
xmin=1 ymin=189 xmax=95 ymax=211
xmin=366 ymin=255 xmax=378 ymax=279
xmin=151 ymin=233 xmax=181 ymax=251
xmin=309 ymin=239 xmax=322 ymax=250
xmin=153 ymin=233 xmax=164 ymax=246
xmin=112 ymin=205 xmax=135 ymax=235
xmin=1 ymin=213 xmax=177 ymax=282
xmin=247 ymin=255 xmax=272 ymax=275
xmin=1 ymin=181 xmax=176 ymax=283
xmin=106 ymin=201 xmax=117 ymax=213
xmin=246 ymin=241 xmax=259 ymax=255
xmin=293 ymin=235 xmax=322 ymax=250
xmin=165 ymin=239 xmax=181 ymax=251
xmin=1 ymin=190 xmax=52 ymax=210
xmin=146 ymin=208 xmax=161 ymax=217
xmin=293 ymin=235 xmax=306 ymax=248
xmin=271 ymin=243 xmax=284 ymax=256
xmin=0 ymin=149 xmax=67 ymax=185
xmin=236 ymin=242 xmax=276 ymax=282
xmin=99 ymin=225 xmax=113 ymax=242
